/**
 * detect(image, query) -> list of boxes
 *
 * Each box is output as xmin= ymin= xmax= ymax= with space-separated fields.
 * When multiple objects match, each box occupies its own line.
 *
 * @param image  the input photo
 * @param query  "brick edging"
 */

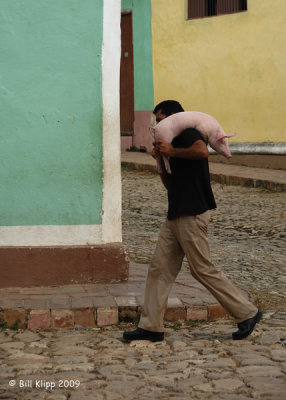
xmin=0 ymin=304 xmax=228 ymax=330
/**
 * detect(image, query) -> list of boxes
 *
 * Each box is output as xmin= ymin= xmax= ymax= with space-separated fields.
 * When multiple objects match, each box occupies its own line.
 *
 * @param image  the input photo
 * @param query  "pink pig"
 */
xmin=150 ymin=111 xmax=237 ymax=174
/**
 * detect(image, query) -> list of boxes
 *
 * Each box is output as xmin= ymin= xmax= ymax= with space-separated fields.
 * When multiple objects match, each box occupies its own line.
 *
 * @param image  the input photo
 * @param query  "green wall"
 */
xmin=121 ymin=0 xmax=154 ymax=111
xmin=0 ymin=0 xmax=103 ymax=226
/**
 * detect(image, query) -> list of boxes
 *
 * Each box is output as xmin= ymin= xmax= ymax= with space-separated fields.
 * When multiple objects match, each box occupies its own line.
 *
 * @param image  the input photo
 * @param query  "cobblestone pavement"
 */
xmin=0 ymin=167 xmax=285 ymax=399
xmin=0 ymin=312 xmax=285 ymax=399
xmin=122 ymin=167 xmax=286 ymax=311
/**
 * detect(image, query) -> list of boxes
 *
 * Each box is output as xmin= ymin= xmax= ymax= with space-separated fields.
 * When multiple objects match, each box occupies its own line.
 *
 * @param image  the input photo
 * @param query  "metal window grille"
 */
xmin=188 ymin=0 xmax=247 ymax=19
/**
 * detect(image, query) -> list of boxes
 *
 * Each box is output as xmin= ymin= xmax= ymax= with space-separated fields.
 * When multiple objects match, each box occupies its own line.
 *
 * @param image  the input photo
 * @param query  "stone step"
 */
xmin=0 ymin=264 xmax=231 ymax=330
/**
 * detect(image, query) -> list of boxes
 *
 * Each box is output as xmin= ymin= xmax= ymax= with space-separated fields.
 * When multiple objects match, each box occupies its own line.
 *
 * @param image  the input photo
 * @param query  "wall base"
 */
xmin=121 ymin=111 xmax=153 ymax=151
xmin=0 ymin=243 xmax=129 ymax=288
xmin=121 ymin=136 xmax=133 ymax=151
xmin=209 ymin=154 xmax=286 ymax=170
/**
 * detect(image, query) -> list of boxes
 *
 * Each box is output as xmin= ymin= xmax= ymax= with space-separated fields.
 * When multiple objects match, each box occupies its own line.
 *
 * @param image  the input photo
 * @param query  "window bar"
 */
xmin=206 ymin=0 xmax=217 ymax=16
xmin=188 ymin=0 xmax=247 ymax=20
xmin=188 ymin=0 xmax=206 ymax=19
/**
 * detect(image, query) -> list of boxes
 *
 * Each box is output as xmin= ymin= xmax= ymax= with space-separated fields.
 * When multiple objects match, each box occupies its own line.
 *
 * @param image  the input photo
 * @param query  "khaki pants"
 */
xmin=138 ymin=210 xmax=258 ymax=332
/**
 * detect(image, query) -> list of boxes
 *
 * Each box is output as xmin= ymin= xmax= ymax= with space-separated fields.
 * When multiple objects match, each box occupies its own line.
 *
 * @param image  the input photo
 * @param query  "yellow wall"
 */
xmin=151 ymin=0 xmax=286 ymax=142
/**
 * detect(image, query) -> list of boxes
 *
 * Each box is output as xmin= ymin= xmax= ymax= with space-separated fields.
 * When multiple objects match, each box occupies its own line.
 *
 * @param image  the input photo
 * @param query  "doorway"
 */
xmin=120 ymin=11 xmax=134 ymax=137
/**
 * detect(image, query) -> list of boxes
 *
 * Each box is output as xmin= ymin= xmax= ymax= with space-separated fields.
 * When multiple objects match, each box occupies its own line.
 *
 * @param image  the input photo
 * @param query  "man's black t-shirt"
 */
xmin=167 ymin=128 xmax=216 ymax=220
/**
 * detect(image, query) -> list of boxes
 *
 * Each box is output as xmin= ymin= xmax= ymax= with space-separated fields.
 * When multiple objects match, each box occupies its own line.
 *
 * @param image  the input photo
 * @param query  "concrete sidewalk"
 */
xmin=121 ymin=151 xmax=286 ymax=192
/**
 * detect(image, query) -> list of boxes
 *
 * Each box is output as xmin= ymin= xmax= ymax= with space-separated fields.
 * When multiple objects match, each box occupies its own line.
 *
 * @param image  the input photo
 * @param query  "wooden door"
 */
xmin=120 ymin=12 xmax=134 ymax=136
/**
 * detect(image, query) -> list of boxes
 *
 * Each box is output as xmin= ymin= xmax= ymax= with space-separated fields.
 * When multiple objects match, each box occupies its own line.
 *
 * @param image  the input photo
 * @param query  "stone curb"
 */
xmin=210 ymin=172 xmax=286 ymax=192
xmin=122 ymin=161 xmax=286 ymax=192
xmin=0 ymin=303 xmax=228 ymax=330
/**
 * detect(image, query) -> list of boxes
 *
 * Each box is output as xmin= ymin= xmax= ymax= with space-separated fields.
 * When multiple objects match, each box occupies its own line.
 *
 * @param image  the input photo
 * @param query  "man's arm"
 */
xmin=156 ymin=139 xmax=209 ymax=160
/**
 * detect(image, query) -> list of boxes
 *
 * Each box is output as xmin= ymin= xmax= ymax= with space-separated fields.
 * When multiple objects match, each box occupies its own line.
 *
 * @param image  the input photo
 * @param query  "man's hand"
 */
xmin=155 ymin=140 xmax=174 ymax=157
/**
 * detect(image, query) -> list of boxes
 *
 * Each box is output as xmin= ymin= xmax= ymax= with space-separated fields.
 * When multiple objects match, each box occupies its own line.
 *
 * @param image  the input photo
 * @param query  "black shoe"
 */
xmin=123 ymin=327 xmax=164 ymax=342
xmin=232 ymin=311 xmax=263 ymax=340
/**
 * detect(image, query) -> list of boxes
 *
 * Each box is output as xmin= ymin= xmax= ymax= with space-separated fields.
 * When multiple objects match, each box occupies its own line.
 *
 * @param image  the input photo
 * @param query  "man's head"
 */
xmin=153 ymin=100 xmax=184 ymax=123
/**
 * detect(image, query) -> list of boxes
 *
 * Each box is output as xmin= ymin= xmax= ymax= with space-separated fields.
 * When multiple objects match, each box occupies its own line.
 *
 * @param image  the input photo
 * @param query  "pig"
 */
xmin=150 ymin=111 xmax=237 ymax=174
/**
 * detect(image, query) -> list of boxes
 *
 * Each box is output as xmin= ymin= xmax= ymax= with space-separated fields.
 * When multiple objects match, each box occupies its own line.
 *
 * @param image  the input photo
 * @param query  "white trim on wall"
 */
xmin=101 ymin=0 xmax=122 ymax=243
xmin=0 ymin=225 xmax=102 ymax=246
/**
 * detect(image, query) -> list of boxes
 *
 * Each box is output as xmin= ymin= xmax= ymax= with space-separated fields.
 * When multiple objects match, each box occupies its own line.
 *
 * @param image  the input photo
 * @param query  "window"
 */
xmin=188 ymin=0 xmax=247 ymax=20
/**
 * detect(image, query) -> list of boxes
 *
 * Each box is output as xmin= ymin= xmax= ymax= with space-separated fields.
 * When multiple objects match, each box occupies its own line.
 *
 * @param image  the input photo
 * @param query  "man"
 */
xmin=123 ymin=100 xmax=262 ymax=342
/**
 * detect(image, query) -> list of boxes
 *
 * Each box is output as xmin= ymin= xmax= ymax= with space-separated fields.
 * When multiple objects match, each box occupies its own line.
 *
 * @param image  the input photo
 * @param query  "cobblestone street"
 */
xmin=0 ymin=313 xmax=286 ymax=399
xmin=0 ymin=166 xmax=285 ymax=400
xmin=122 ymin=167 xmax=286 ymax=311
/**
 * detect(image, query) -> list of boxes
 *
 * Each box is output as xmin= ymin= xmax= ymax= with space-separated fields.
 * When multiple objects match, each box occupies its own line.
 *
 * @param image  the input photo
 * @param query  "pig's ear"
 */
xmin=149 ymin=126 xmax=155 ymax=133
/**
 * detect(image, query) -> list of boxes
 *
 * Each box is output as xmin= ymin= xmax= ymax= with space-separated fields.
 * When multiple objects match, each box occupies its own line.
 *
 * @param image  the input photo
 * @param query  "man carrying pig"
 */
xmin=123 ymin=100 xmax=262 ymax=342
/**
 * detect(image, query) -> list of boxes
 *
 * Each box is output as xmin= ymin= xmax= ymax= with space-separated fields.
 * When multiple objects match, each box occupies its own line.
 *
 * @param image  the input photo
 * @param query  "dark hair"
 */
xmin=153 ymin=100 xmax=184 ymax=116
